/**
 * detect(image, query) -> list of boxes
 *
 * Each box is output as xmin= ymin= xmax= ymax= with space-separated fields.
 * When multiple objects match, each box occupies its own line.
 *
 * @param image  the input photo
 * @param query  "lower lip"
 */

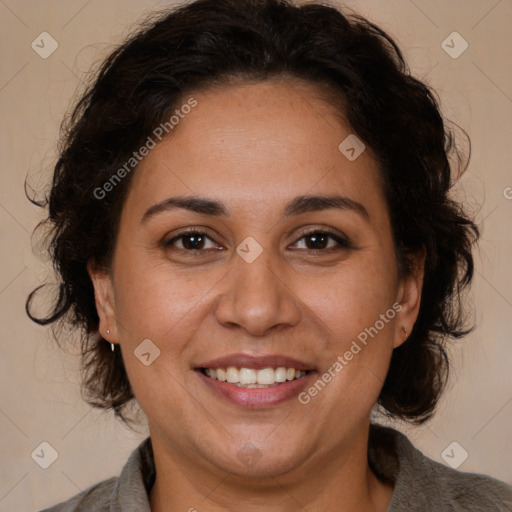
xmin=196 ymin=370 xmax=315 ymax=408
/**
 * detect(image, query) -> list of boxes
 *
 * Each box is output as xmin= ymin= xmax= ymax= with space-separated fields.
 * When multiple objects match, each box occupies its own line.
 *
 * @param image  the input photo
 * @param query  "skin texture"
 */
xmin=88 ymin=78 xmax=424 ymax=511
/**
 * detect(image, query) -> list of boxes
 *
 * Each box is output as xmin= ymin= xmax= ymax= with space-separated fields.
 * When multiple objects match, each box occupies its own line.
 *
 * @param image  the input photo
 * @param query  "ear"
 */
xmin=393 ymin=248 xmax=425 ymax=349
xmin=87 ymin=262 xmax=118 ymax=344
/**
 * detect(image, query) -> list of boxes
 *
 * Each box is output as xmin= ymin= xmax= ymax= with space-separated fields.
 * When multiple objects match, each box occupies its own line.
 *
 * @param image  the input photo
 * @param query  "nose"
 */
xmin=214 ymin=249 xmax=301 ymax=337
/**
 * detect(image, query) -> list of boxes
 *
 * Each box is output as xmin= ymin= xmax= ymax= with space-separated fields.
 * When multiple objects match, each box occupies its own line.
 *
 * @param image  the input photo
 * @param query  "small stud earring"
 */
xmin=402 ymin=326 xmax=408 ymax=340
xmin=106 ymin=329 xmax=110 ymax=335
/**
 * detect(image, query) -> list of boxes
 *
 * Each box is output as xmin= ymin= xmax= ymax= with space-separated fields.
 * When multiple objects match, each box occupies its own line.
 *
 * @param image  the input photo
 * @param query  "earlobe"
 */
xmin=393 ymin=248 xmax=425 ymax=348
xmin=87 ymin=262 xmax=118 ymax=342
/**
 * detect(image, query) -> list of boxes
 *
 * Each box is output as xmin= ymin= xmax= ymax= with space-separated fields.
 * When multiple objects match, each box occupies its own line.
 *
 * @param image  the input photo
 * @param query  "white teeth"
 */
xmin=239 ymin=368 xmax=257 ymax=385
xmin=257 ymin=368 xmax=275 ymax=385
xmin=202 ymin=366 xmax=308 ymax=386
xmin=226 ymin=367 xmax=239 ymax=383
xmin=275 ymin=367 xmax=287 ymax=382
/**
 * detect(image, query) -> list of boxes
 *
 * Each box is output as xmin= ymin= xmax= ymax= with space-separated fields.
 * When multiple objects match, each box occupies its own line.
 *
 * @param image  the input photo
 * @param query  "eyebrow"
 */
xmin=141 ymin=194 xmax=369 ymax=224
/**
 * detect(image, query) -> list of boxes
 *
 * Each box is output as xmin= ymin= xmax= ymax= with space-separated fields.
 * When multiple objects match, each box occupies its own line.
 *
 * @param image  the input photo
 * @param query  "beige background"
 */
xmin=1 ymin=0 xmax=511 ymax=510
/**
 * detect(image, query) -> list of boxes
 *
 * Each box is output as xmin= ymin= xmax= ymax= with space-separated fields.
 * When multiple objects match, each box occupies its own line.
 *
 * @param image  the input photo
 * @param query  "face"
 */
xmin=89 ymin=79 xmax=422 ymax=478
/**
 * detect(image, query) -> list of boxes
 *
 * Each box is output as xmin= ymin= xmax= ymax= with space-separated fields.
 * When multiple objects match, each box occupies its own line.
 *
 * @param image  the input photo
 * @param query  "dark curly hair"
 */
xmin=26 ymin=0 xmax=478 ymax=424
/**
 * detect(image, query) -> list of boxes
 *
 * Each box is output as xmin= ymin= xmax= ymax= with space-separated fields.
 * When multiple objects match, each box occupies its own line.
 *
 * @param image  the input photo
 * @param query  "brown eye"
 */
xmin=304 ymin=232 xmax=330 ymax=250
xmin=164 ymin=231 xmax=219 ymax=251
xmin=180 ymin=233 xmax=206 ymax=250
xmin=291 ymin=230 xmax=352 ymax=251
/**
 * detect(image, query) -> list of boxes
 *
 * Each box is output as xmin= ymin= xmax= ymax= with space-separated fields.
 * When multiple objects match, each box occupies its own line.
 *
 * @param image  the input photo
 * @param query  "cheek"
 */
xmin=111 ymin=255 xmax=209 ymax=423
xmin=301 ymin=256 xmax=398 ymax=342
xmin=295 ymin=252 xmax=399 ymax=408
xmin=112 ymin=251 xmax=214 ymax=343
xmin=300 ymin=276 xmax=397 ymax=411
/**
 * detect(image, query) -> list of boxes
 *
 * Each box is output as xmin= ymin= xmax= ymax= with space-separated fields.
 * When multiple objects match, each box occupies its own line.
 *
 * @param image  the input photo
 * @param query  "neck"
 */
xmin=148 ymin=422 xmax=393 ymax=512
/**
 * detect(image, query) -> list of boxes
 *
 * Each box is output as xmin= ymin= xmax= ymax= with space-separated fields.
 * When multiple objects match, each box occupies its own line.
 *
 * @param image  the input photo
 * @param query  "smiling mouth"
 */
xmin=199 ymin=366 xmax=310 ymax=388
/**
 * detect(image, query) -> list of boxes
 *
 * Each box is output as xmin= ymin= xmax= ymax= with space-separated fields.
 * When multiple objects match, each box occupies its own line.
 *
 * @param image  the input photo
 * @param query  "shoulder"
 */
xmin=369 ymin=423 xmax=512 ymax=511
xmin=38 ymin=477 xmax=117 ymax=512
xmin=37 ymin=437 xmax=154 ymax=512
xmin=426 ymin=460 xmax=512 ymax=511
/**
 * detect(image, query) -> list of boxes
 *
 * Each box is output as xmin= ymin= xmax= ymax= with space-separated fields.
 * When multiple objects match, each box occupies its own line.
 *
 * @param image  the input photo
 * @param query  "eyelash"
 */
xmin=162 ymin=228 xmax=353 ymax=253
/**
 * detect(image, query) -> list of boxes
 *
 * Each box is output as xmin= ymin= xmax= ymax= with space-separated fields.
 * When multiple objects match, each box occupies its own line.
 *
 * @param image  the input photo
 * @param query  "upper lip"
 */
xmin=196 ymin=353 xmax=315 ymax=371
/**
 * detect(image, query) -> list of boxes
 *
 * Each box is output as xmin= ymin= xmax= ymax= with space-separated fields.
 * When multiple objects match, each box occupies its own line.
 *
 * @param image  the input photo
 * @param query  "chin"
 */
xmin=207 ymin=438 xmax=309 ymax=479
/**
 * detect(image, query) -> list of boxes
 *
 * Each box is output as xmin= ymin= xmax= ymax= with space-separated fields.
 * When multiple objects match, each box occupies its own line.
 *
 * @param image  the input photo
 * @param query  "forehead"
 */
xmin=122 ymin=79 xmax=387 ymax=225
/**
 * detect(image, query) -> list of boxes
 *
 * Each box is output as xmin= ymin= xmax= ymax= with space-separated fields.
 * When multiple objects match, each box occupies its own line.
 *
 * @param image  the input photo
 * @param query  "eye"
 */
xmin=290 ymin=229 xmax=352 ymax=251
xmin=163 ymin=230 xmax=221 ymax=251
xmin=162 ymin=228 xmax=353 ymax=253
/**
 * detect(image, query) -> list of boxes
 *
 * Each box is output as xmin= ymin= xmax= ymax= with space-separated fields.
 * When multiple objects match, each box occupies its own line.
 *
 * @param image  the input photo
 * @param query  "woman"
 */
xmin=27 ymin=0 xmax=512 ymax=510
